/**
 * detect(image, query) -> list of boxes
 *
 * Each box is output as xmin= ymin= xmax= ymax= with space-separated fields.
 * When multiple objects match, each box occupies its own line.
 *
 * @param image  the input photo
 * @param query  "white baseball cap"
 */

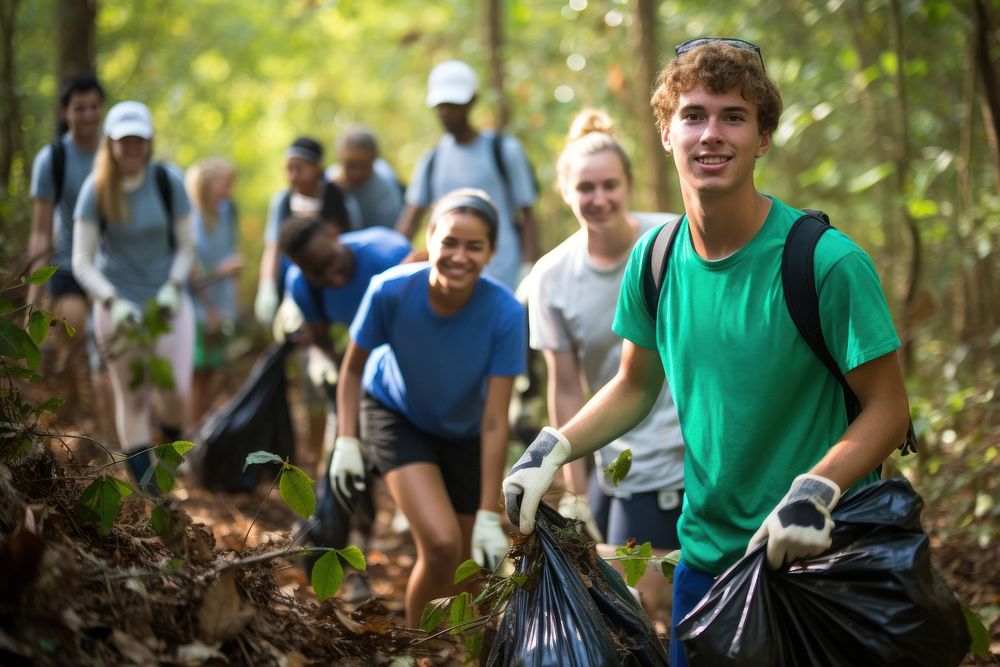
xmin=104 ymin=101 xmax=153 ymax=140
xmin=426 ymin=60 xmax=478 ymax=108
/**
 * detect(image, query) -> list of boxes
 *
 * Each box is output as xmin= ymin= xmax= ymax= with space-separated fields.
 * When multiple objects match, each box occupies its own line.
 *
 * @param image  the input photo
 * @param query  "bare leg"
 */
xmin=384 ymin=462 xmax=465 ymax=627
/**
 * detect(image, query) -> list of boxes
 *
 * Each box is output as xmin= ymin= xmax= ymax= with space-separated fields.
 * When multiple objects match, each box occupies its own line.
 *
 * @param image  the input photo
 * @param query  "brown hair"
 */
xmin=185 ymin=157 xmax=236 ymax=231
xmin=651 ymin=41 xmax=782 ymax=136
xmin=556 ymin=108 xmax=632 ymax=192
xmin=92 ymin=137 xmax=126 ymax=223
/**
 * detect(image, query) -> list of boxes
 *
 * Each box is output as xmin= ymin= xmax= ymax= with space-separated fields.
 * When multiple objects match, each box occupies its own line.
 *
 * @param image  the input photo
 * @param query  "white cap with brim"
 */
xmin=426 ymin=60 xmax=478 ymax=108
xmin=104 ymin=101 xmax=154 ymax=140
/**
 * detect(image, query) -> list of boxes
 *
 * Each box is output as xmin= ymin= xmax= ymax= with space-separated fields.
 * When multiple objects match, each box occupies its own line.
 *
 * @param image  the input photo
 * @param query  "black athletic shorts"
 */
xmin=360 ymin=394 xmax=481 ymax=515
xmin=48 ymin=267 xmax=86 ymax=299
xmin=589 ymin=473 xmax=683 ymax=549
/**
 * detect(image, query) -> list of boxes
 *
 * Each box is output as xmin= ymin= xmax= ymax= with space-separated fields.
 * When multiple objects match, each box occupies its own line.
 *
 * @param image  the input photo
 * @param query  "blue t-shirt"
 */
xmin=287 ymin=227 xmax=411 ymax=325
xmin=350 ymin=263 xmax=526 ymax=438
xmin=193 ymin=199 xmax=239 ymax=322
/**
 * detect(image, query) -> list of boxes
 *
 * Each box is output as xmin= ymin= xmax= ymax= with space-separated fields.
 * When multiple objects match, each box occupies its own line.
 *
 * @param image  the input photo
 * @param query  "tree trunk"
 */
xmin=55 ymin=0 xmax=98 ymax=134
xmin=890 ymin=0 xmax=922 ymax=374
xmin=486 ymin=0 xmax=509 ymax=130
xmin=632 ymin=0 xmax=671 ymax=212
xmin=972 ymin=0 xmax=1000 ymax=192
xmin=0 ymin=0 xmax=22 ymax=209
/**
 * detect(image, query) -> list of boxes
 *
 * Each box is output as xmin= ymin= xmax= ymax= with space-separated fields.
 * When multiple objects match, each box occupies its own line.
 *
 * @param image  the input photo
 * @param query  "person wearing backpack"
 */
xmin=325 ymin=124 xmax=405 ymax=230
xmin=503 ymin=40 xmax=911 ymax=667
xmin=395 ymin=60 xmax=538 ymax=290
xmin=26 ymin=74 xmax=105 ymax=394
xmin=72 ymin=100 xmax=195 ymax=489
xmin=525 ymin=108 xmax=685 ymax=624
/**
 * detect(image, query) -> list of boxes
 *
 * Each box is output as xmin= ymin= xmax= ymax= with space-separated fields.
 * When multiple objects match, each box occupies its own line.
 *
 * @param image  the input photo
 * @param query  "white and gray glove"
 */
xmin=272 ymin=296 xmax=305 ymax=343
xmin=110 ymin=298 xmax=142 ymax=332
xmin=307 ymin=348 xmax=338 ymax=388
xmin=502 ymin=427 xmax=571 ymax=534
xmin=558 ymin=494 xmax=604 ymax=542
xmin=254 ymin=279 xmax=279 ymax=326
xmin=156 ymin=282 xmax=180 ymax=317
xmin=471 ymin=510 xmax=509 ymax=570
xmin=746 ymin=473 xmax=842 ymax=569
xmin=328 ymin=436 xmax=366 ymax=512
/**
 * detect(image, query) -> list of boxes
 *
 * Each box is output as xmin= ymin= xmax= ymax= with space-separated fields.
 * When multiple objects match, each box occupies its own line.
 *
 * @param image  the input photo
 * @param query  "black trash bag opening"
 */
xmin=488 ymin=502 xmax=668 ymax=667
xmin=677 ymin=477 xmax=970 ymax=667
xmin=191 ymin=342 xmax=296 ymax=493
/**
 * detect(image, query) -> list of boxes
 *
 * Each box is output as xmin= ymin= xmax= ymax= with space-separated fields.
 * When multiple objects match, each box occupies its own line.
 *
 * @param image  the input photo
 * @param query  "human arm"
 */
xmin=71 ymin=217 xmax=116 ymax=305
xmin=254 ymin=243 xmax=279 ymax=325
xmin=156 ymin=213 xmax=195 ymax=315
xmin=327 ymin=340 xmax=372 ymax=509
xmin=394 ymin=203 xmax=426 ymax=241
xmin=472 ymin=375 xmax=515 ymax=568
xmin=504 ymin=341 xmax=664 ymax=533
xmin=335 ymin=340 xmax=371 ymax=443
xmin=26 ymin=199 xmax=55 ymax=307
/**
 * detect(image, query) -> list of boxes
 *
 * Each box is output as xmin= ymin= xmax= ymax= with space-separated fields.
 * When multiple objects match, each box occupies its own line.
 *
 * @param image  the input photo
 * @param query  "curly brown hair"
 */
xmin=651 ymin=41 xmax=782 ymax=136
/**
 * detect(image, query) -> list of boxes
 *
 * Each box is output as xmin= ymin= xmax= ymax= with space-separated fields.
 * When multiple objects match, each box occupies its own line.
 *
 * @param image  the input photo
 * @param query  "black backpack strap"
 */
xmin=642 ymin=218 xmax=683 ymax=319
xmin=154 ymin=164 xmax=175 ymax=253
xmin=50 ymin=140 xmax=66 ymax=204
xmin=491 ymin=132 xmax=510 ymax=190
xmin=782 ymin=209 xmax=917 ymax=457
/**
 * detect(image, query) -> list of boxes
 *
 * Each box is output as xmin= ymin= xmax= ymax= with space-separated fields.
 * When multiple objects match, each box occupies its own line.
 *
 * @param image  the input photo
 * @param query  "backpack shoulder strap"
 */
xmin=421 ymin=145 xmax=438 ymax=206
xmin=642 ymin=218 xmax=683 ymax=320
xmin=781 ymin=210 xmax=861 ymax=421
xmin=154 ymin=164 xmax=176 ymax=253
xmin=50 ymin=140 xmax=66 ymax=204
xmin=491 ymin=132 xmax=510 ymax=190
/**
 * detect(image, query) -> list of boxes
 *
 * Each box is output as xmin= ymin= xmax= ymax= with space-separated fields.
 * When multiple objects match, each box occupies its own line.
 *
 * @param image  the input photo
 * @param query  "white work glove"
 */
xmin=156 ymin=282 xmax=180 ymax=317
xmin=558 ymin=494 xmax=604 ymax=543
xmin=254 ymin=279 xmax=279 ymax=326
xmin=746 ymin=473 xmax=842 ymax=570
xmin=328 ymin=436 xmax=366 ymax=512
xmin=109 ymin=298 xmax=142 ymax=332
xmin=307 ymin=348 xmax=338 ymax=388
xmin=271 ymin=296 xmax=304 ymax=343
xmin=471 ymin=510 xmax=509 ymax=571
xmin=502 ymin=427 xmax=571 ymax=534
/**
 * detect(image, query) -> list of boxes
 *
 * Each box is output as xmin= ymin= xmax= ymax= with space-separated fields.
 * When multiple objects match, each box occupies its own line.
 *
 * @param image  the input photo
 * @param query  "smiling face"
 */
xmin=426 ymin=210 xmax=494 ymax=293
xmin=62 ymin=89 xmax=104 ymax=143
xmin=110 ymin=136 xmax=151 ymax=176
xmin=662 ymin=84 xmax=771 ymax=200
xmin=561 ymin=149 xmax=631 ymax=235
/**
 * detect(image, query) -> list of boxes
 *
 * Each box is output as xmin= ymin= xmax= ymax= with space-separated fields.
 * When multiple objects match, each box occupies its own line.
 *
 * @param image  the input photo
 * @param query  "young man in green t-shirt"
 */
xmin=502 ymin=39 xmax=911 ymax=666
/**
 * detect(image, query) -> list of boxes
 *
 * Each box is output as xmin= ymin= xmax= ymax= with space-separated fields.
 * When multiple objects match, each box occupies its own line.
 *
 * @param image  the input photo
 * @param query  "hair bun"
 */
xmin=567 ymin=108 xmax=614 ymax=141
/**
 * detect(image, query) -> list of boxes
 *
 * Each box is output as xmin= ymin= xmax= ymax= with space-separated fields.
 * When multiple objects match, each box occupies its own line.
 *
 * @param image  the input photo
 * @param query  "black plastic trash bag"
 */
xmin=192 ymin=342 xmax=296 ymax=492
xmin=488 ymin=503 xmax=668 ymax=667
xmin=677 ymin=477 xmax=970 ymax=666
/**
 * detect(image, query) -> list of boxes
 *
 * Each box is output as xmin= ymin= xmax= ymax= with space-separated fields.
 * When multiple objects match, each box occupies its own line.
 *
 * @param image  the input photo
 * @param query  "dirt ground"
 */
xmin=2 ymin=348 xmax=998 ymax=666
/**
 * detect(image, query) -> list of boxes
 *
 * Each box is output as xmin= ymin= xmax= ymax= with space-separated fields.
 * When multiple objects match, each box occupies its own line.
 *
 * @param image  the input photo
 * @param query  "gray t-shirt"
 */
xmin=326 ymin=158 xmax=404 ymax=230
xmin=406 ymin=131 xmax=536 ymax=289
xmin=30 ymin=135 xmax=98 ymax=268
xmin=74 ymin=166 xmax=192 ymax=306
xmin=527 ymin=214 xmax=684 ymax=496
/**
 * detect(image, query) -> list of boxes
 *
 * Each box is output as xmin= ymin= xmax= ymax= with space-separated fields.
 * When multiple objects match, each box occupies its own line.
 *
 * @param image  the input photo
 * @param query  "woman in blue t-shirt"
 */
xmin=332 ymin=188 xmax=526 ymax=626
xmin=71 ymin=101 xmax=195 ymax=489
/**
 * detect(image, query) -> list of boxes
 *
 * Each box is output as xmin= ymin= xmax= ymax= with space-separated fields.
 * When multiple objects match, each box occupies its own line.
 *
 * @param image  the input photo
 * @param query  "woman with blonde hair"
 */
xmin=72 ymin=101 xmax=195 ymax=488
xmin=524 ymin=108 xmax=685 ymax=623
xmin=184 ymin=157 xmax=242 ymax=424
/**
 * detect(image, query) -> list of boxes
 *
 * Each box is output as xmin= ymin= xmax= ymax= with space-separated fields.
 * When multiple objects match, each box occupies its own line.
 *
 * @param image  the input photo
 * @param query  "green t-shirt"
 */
xmin=612 ymin=196 xmax=900 ymax=574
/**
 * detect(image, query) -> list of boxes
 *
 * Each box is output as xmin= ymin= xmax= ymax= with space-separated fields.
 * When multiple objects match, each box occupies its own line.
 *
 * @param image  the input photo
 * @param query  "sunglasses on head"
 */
xmin=674 ymin=38 xmax=766 ymax=72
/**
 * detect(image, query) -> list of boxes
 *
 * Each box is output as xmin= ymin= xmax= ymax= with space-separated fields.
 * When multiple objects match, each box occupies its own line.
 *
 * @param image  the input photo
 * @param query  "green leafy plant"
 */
xmin=101 ymin=298 xmax=177 ymax=390
xmin=603 ymin=447 xmax=632 ymax=487
xmin=242 ymin=450 xmax=366 ymax=601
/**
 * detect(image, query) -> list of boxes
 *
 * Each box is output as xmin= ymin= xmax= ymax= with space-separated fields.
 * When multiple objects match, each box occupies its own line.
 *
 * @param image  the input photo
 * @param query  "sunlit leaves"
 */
xmin=603 ymin=448 xmax=632 ymax=487
xmin=78 ymin=476 xmax=134 ymax=535
xmin=278 ymin=465 xmax=315 ymax=520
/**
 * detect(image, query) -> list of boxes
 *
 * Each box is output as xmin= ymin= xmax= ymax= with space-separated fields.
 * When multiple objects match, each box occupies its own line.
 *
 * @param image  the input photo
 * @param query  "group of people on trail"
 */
xmin=26 ymin=37 xmax=911 ymax=665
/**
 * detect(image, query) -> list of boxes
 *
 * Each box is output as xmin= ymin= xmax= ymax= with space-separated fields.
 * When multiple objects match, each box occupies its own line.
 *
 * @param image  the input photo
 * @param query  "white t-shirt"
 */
xmin=527 ymin=213 xmax=684 ymax=496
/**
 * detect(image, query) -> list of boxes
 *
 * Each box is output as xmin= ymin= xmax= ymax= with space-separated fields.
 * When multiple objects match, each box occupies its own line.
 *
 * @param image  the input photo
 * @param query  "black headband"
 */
xmin=431 ymin=194 xmax=499 ymax=231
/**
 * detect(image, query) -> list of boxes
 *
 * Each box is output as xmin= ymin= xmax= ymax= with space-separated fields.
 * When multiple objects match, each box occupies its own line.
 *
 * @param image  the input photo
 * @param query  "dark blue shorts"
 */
xmin=360 ymin=395 xmax=481 ymax=515
xmin=47 ymin=267 xmax=86 ymax=299
xmin=589 ymin=473 xmax=683 ymax=549
xmin=670 ymin=561 xmax=716 ymax=667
